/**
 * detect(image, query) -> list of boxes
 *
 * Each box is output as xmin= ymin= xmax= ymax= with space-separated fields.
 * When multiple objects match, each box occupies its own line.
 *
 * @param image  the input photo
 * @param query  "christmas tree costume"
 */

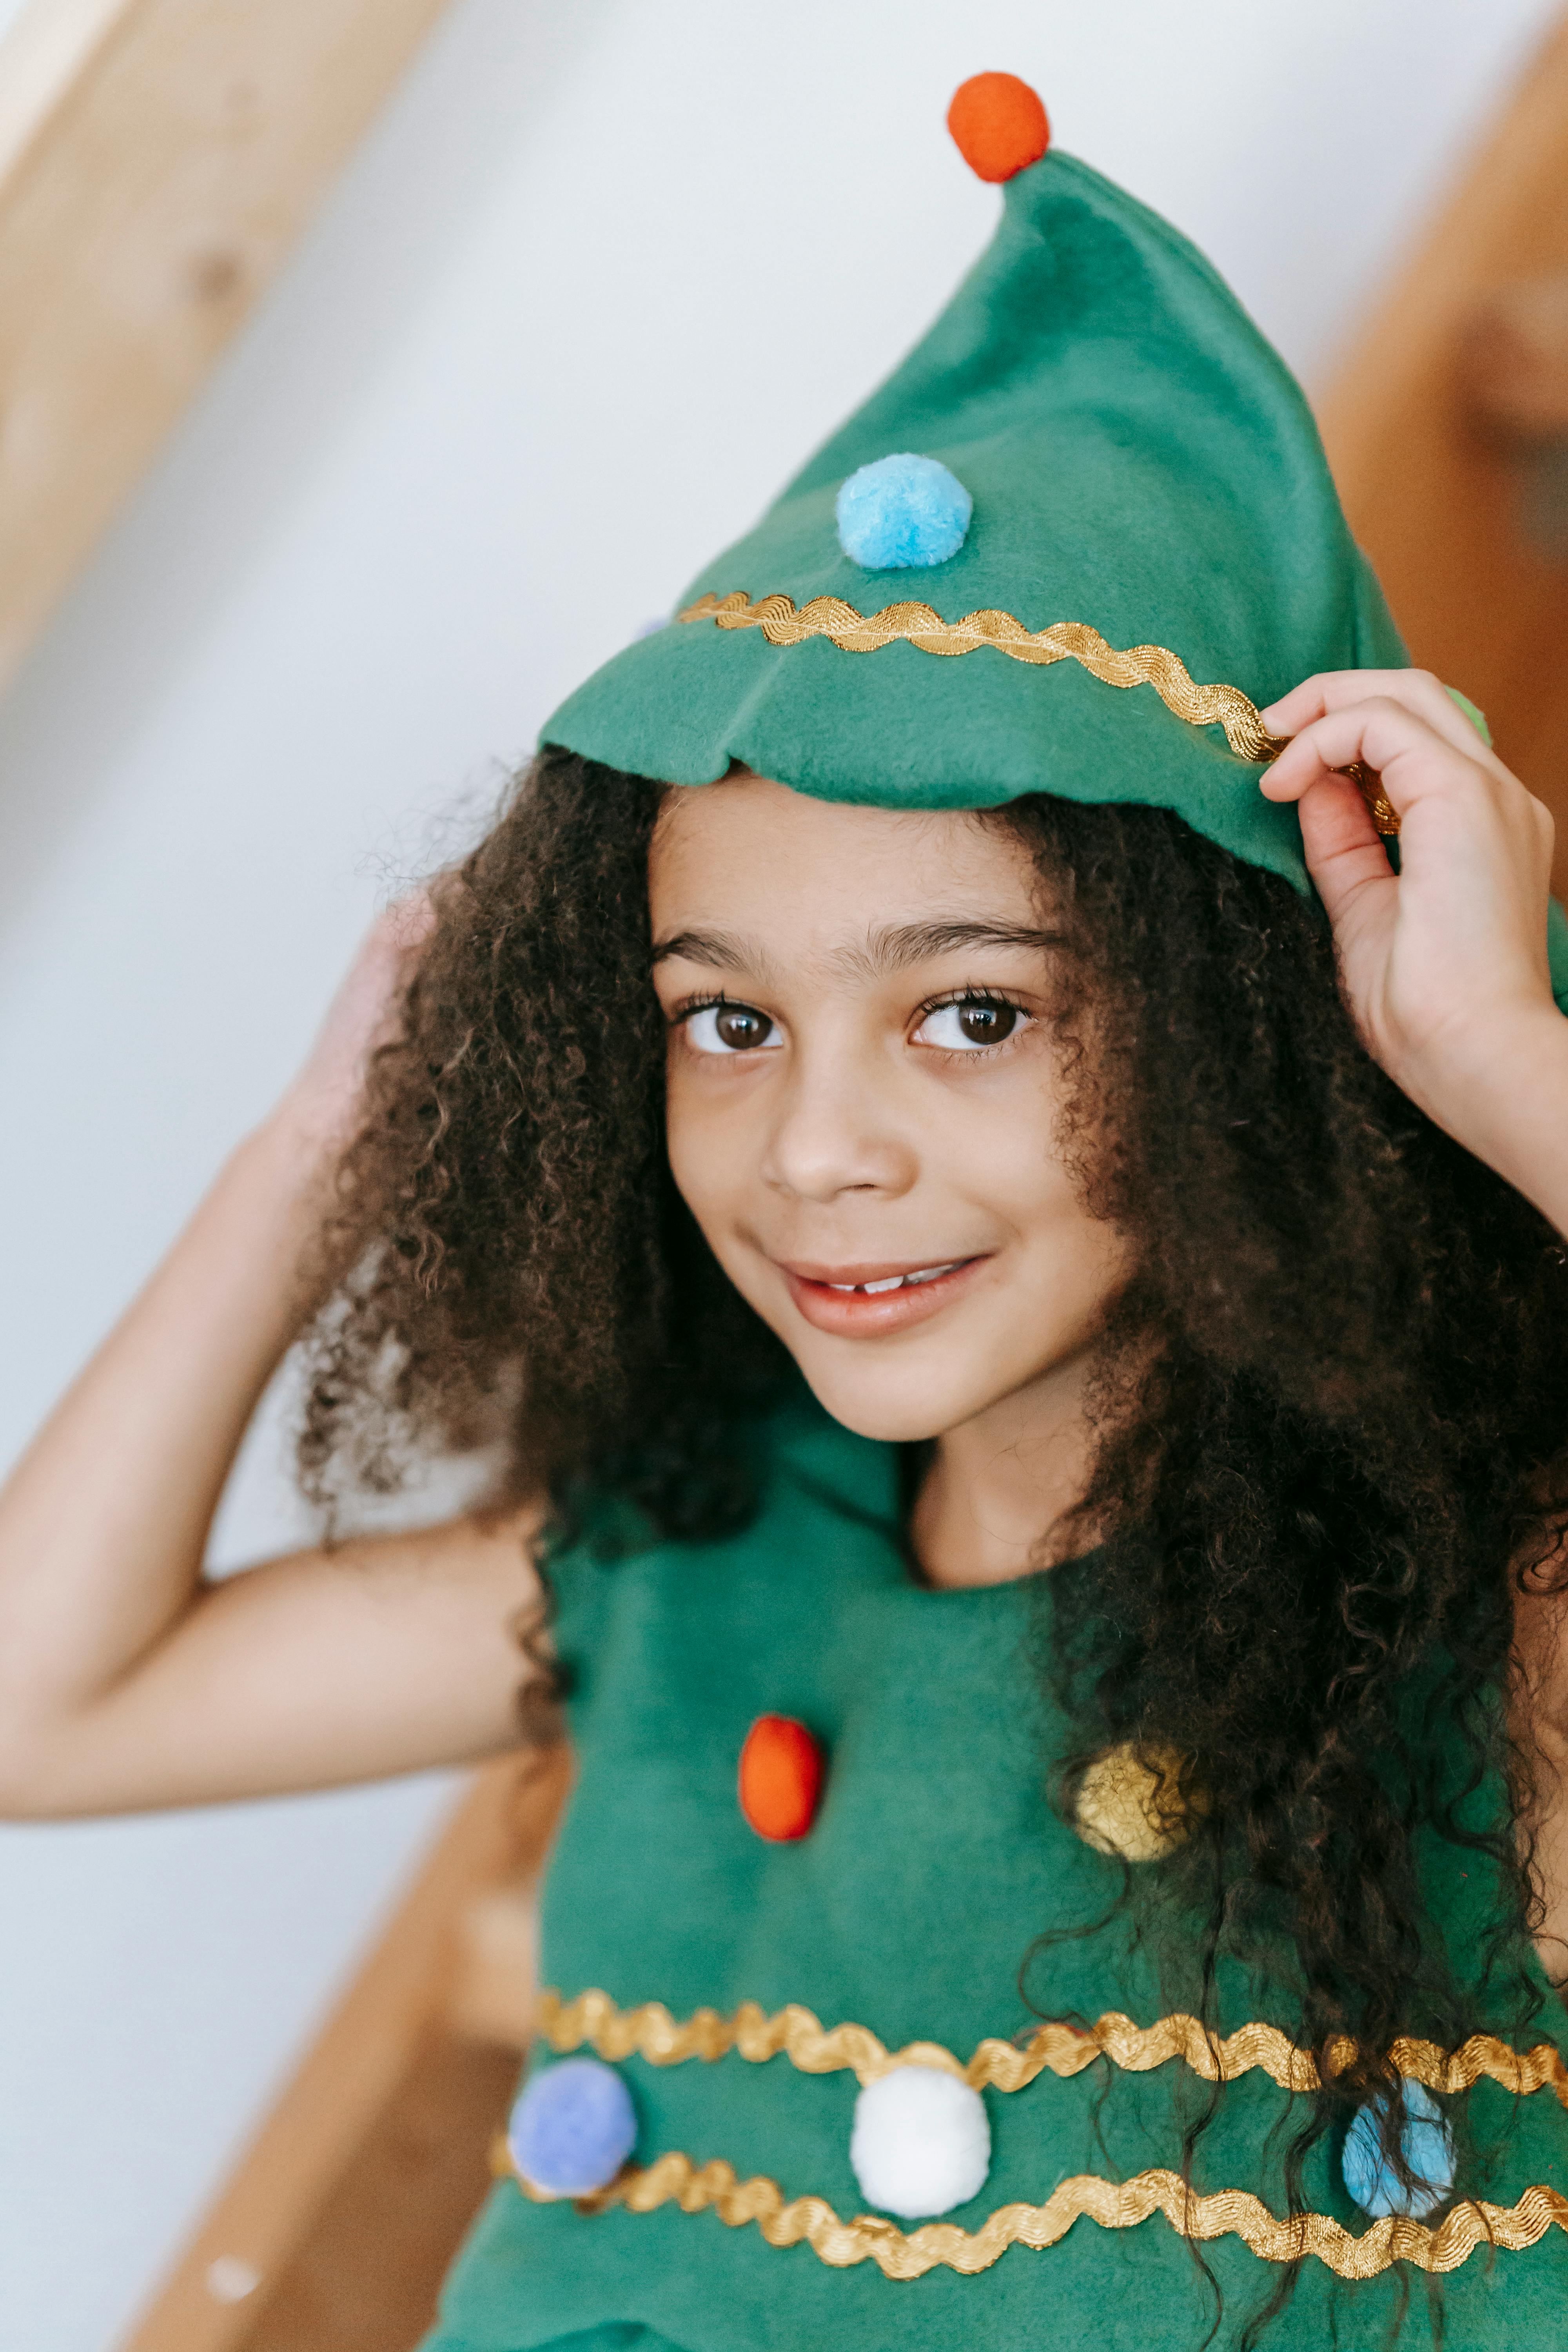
xmin=423 ymin=75 xmax=1568 ymax=2352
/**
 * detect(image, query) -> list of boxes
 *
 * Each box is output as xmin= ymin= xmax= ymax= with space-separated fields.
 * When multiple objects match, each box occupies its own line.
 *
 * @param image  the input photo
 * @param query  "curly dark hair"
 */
xmin=302 ymin=745 xmax=1568 ymax=2344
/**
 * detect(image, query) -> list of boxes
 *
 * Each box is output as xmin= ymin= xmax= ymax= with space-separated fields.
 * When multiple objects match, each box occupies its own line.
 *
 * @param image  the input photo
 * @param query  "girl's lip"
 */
xmin=779 ymin=1255 xmax=987 ymax=1337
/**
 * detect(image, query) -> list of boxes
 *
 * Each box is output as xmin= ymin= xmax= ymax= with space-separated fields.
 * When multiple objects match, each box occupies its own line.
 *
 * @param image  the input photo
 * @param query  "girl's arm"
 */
xmin=1262 ymin=673 xmax=1568 ymax=1973
xmin=1258 ymin=669 xmax=1568 ymax=1237
xmin=0 ymin=905 xmax=540 ymax=1820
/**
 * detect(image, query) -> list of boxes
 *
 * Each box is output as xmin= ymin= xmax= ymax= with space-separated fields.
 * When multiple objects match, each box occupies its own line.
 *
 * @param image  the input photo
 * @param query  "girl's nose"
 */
xmin=759 ymin=1054 xmax=918 ymax=1203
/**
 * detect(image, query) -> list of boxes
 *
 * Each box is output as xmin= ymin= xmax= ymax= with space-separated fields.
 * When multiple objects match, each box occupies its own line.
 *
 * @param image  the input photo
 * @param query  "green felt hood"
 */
xmin=542 ymin=144 xmax=1568 ymax=1006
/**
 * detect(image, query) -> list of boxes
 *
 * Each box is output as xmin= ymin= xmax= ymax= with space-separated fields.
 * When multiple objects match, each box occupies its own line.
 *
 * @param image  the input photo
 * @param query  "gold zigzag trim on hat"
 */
xmin=536 ymin=1987 xmax=1568 ymax=2106
xmin=495 ymin=2141 xmax=1568 ymax=2281
xmin=676 ymin=590 xmax=1399 ymax=835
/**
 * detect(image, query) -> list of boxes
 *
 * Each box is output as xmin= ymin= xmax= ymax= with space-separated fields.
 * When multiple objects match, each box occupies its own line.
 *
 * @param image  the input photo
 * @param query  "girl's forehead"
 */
xmin=649 ymin=773 xmax=1039 ymax=914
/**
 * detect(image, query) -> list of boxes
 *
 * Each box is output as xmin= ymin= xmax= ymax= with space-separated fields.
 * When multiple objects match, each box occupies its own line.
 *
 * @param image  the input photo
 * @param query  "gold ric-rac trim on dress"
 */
xmin=494 ymin=2140 xmax=1568 ymax=2281
xmin=675 ymin=590 xmax=1399 ymax=835
xmin=537 ymin=1988 xmax=1568 ymax=2105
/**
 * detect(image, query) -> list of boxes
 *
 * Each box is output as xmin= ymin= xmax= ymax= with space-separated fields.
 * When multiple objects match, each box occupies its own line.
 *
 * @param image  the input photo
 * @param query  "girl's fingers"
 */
xmin=283 ymin=891 xmax=442 ymax=1148
xmin=1261 ymin=669 xmax=1494 ymax=764
xmin=1290 ymin=774 xmax=1397 ymax=931
xmin=1259 ymin=696 xmax=1476 ymax=819
xmin=1292 ymin=768 xmax=1383 ymax=860
xmin=1259 ymin=692 xmax=1552 ymax=940
xmin=1261 ymin=691 xmax=1553 ymax=878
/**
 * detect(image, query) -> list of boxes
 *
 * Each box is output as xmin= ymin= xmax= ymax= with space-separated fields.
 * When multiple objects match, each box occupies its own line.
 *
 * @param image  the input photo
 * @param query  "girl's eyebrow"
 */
xmin=650 ymin=927 xmax=759 ymax=973
xmin=860 ymin=920 xmax=1067 ymax=971
xmin=650 ymin=920 xmax=1064 ymax=980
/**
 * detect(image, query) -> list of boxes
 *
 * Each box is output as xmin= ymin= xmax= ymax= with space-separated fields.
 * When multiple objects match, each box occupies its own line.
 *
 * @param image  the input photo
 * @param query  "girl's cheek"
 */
xmin=662 ymin=1095 xmax=735 ymax=1223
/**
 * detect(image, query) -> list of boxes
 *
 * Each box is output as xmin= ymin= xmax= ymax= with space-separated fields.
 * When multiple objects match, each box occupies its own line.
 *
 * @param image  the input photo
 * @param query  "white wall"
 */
xmin=0 ymin=3 xmax=1559 ymax=2345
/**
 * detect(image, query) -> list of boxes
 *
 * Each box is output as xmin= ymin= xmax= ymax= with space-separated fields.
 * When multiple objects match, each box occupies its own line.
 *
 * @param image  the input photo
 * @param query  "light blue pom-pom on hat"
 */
xmin=835 ymin=452 xmax=973 ymax=569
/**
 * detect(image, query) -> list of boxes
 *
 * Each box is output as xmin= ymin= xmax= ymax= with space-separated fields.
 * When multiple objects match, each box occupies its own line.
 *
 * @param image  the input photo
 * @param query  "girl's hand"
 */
xmin=271 ymin=890 xmax=437 ymax=1162
xmin=1259 ymin=671 xmax=1568 ymax=1224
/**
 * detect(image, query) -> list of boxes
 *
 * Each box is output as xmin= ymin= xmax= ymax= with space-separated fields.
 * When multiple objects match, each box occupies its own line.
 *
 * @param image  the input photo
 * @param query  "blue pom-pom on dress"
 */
xmin=507 ymin=2056 xmax=638 ymax=2198
xmin=835 ymin=452 xmax=973 ymax=570
xmin=1341 ymin=2081 xmax=1455 ymax=2220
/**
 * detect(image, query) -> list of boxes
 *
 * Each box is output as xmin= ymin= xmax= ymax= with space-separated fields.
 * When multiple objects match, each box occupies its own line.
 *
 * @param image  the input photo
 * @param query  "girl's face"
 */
xmin=649 ymin=773 xmax=1129 ymax=1445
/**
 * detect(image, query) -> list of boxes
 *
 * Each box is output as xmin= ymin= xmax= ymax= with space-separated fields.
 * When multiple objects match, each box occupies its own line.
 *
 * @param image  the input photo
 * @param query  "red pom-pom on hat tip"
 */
xmin=947 ymin=72 xmax=1050 ymax=184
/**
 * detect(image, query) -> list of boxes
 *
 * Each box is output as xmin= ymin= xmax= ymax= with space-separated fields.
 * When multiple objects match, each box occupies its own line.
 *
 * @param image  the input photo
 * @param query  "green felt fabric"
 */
xmin=542 ymin=149 xmax=1568 ymax=1014
xmin=423 ymin=1398 xmax=1568 ymax=2352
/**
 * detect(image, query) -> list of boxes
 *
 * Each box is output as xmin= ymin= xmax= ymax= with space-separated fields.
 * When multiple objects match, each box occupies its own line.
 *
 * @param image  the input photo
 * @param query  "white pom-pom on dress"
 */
xmin=849 ymin=2063 xmax=991 ymax=2219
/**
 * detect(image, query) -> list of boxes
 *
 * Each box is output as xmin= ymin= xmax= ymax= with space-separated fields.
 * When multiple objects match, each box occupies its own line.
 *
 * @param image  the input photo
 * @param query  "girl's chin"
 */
xmin=787 ymin=1354 xmax=994 ymax=1448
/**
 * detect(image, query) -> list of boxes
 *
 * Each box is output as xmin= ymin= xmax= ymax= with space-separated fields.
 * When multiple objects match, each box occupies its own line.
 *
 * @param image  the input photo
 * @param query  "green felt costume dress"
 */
xmin=424 ymin=1398 xmax=1568 ymax=2352
xmin=423 ymin=70 xmax=1568 ymax=2349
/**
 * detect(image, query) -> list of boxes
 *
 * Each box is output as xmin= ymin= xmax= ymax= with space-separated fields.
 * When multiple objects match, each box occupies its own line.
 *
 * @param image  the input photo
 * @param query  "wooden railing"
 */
xmin=1318 ymin=11 xmax=1568 ymax=886
xmin=0 ymin=0 xmax=457 ymax=693
xmin=121 ymin=1749 xmax=565 ymax=2352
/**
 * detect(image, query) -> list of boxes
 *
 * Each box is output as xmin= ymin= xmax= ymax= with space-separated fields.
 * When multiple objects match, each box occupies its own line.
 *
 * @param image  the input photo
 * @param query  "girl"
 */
xmin=4 ymin=72 xmax=1568 ymax=2352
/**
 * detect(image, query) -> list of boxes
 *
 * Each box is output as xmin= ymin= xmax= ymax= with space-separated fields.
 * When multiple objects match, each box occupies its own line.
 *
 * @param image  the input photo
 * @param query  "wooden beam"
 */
xmin=120 ymin=1748 xmax=570 ymax=2352
xmin=1316 ymin=11 xmax=1568 ymax=877
xmin=446 ymin=1881 xmax=540 ymax=2050
xmin=234 ymin=2031 xmax=523 ymax=2352
xmin=0 ymin=0 xmax=458 ymax=692
xmin=1463 ymin=272 xmax=1568 ymax=441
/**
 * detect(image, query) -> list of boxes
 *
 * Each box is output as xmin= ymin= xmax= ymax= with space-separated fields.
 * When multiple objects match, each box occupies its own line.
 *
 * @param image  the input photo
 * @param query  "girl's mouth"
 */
xmin=826 ymin=1262 xmax=960 ymax=1294
xmin=779 ymin=1255 xmax=987 ymax=1336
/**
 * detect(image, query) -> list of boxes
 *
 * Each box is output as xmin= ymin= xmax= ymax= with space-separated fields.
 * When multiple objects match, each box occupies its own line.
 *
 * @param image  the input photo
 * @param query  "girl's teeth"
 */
xmin=822 ymin=1262 xmax=962 ymax=1296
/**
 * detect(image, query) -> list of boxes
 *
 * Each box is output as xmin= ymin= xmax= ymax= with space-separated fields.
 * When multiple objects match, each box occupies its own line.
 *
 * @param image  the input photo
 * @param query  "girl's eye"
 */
xmin=914 ymin=997 xmax=1027 ymax=1052
xmin=684 ymin=1002 xmax=780 ymax=1054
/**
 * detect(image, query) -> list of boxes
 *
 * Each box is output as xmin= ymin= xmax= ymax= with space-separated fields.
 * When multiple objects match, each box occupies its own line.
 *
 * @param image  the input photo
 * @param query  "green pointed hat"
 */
xmin=542 ymin=73 xmax=1568 ymax=1000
